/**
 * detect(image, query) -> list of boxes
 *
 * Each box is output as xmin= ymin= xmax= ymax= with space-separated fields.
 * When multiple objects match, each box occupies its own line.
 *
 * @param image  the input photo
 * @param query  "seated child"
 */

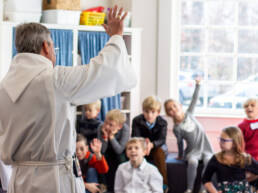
xmin=115 ymin=137 xmax=163 ymax=193
xmin=238 ymin=98 xmax=258 ymax=190
xmin=77 ymin=100 xmax=102 ymax=143
xmin=238 ymin=98 xmax=258 ymax=160
xmin=97 ymin=109 xmax=130 ymax=192
xmin=132 ymin=96 xmax=168 ymax=192
xmin=202 ymin=126 xmax=258 ymax=193
xmin=164 ymin=79 xmax=213 ymax=193
xmin=76 ymin=134 xmax=109 ymax=193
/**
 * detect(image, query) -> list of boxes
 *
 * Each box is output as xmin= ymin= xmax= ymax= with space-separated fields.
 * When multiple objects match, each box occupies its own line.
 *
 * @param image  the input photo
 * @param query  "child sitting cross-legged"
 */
xmin=115 ymin=137 xmax=163 ymax=193
xmin=76 ymin=134 xmax=109 ymax=193
xmin=132 ymin=96 xmax=168 ymax=192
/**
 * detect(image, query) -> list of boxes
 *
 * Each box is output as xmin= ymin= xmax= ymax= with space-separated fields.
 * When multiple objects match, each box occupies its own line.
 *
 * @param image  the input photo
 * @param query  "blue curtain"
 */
xmin=50 ymin=29 xmax=73 ymax=66
xmin=78 ymin=31 xmax=121 ymax=121
xmin=12 ymin=28 xmax=73 ymax=67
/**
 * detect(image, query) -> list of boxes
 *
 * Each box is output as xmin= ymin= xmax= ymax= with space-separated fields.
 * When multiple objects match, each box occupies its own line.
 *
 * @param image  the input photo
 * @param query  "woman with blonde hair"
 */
xmin=202 ymin=126 xmax=258 ymax=193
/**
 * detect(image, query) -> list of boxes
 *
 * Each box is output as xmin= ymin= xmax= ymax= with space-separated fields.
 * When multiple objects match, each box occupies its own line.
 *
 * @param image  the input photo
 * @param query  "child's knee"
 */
xmin=187 ymin=158 xmax=198 ymax=167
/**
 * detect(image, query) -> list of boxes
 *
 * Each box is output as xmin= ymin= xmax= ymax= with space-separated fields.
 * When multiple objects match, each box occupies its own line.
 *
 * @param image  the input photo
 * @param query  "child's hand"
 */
xmin=145 ymin=138 xmax=154 ymax=156
xmin=246 ymin=171 xmax=258 ymax=182
xmin=85 ymin=183 xmax=100 ymax=193
xmin=90 ymin=139 xmax=102 ymax=160
xmin=195 ymin=77 xmax=202 ymax=85
xmin=108 ymin=127 xmax=119 ymax=140
xmin=101 ymin=126 xmax=109 ymax=140
xmin=176 ymin=156 xmax=183 ymax=160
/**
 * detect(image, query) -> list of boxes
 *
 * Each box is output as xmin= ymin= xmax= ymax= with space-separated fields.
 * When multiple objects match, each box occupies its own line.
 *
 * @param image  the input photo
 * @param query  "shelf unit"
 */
xmin=0 ymin=21 xmax=141 ymax=127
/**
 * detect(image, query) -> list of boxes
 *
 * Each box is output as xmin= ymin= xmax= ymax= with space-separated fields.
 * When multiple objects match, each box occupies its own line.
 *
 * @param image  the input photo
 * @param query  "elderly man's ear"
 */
xmin=41 ymin=41 xmax=50 ymax=56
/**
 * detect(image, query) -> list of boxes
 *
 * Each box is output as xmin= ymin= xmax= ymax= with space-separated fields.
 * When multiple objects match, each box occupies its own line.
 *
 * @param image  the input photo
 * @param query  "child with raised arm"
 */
xmin=97 ymin=109 xmax=130 ymax=192
xmin=164 ymin=79 xmax=213 ymax=193
xmin=132 ymin=96 xmax=168 ymax=192
xmin=115 ymin=137 xmax=163 ymax=193
xmin=77 ymin=100 xmax=103 ymax=143
xmin=202 ymin=126 xmax=258 ymax=193
xmin=76 ymin=134 xmax=109 ymax=193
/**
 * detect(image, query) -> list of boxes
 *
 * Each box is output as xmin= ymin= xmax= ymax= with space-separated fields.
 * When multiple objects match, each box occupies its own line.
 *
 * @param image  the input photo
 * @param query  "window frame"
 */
xmin=157 ymin=0 xmax=258 ymax=118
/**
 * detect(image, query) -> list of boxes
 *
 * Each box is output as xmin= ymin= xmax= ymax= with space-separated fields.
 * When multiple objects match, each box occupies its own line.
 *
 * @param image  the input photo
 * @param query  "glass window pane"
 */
xmin=181 ymin=1 xmax=204 ymax=25
xmin=178 ymin=77 xmax=203 ymax=107
xmin=208 ymin=29 xmax=234 ymax=53
xmin=239 ymin=2 xmax=258 ymax=26
xmin=206 ymin=57 xmax=234 ymax=81
xmin=207 ymin=1 xmax=235 ymax=25
xmin=237 ymin=58 xmax=258 ymax=81
xmin=208 ymin=84 xmax=235 ymax=108
xmin=181 ymin=29 xmax=204 ymax=52
xmin=239 ymin=30 xmax=258 ymax=53
xmin=180 ymin=56 xmax=204 ymax=78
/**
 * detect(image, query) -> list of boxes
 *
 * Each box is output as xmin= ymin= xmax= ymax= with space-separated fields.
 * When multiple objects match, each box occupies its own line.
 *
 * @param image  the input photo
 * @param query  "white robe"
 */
xmin=0 ymin=35 xmax=137 ymax=193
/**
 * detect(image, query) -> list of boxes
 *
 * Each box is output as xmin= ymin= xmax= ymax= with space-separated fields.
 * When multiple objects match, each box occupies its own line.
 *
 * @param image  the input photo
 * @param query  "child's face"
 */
xmin=244 ymin=101 xmax=258 ymax=120
xmin=219 ymin=132 xmax=234 ymax=152
xmin=76 ymin=141 xmax=88 ymax=160
xmin=85 ymin=106 xmax=99 ymax=119
xmin=103 ymin=119 xmax=122 ymax=134
xmin=126 ymin=142 xmax=145 ymax=164
xmin=143 ymin=109 xmax=160 ymax=124
xmin=165 ymin=101 xmax=183 ymax=119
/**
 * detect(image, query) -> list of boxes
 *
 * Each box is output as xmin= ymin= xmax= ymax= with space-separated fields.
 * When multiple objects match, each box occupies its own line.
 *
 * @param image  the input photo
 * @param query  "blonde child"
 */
xmin=164 ymin=79 xmax=213 ymax=193
xmin=115 ymin=137 xmax=163 ymax=193
xmin=238 ymin=98 xmax=258 ymax=160
xmin=202 ymin=126 xmax=258 ymax=193
xmin=132 ymin=96 xmax=168 ymax=192
xmin=97 ymin=109 xmax=130 ymax=192
xmin=77 ymin=100 xmax=102 ymax=143
xmin=238 ymin=98 xmax=258 ymax=190
xmin=76 ymin=134 xmax=109 ymax=193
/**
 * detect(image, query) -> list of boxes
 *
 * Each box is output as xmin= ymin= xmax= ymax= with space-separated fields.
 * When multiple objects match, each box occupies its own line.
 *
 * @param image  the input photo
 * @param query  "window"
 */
xmin=177 ymin=0 xmax=258 ymax=116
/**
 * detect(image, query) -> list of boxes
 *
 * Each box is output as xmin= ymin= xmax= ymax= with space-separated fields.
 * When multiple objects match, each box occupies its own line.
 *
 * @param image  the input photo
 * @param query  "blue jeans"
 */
xmin=85 ymin=168 xmax=98 ymax=193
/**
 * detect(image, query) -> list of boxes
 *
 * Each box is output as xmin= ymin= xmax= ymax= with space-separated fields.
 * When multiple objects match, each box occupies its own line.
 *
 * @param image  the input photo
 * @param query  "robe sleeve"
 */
xmin=53 ymin=35 xmax=137 ymax=105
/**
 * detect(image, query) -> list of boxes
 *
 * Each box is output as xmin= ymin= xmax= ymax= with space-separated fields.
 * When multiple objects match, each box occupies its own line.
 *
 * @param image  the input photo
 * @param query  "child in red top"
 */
xmin=76 ymin=134 xmax=109 ymax=193
xmin=238 ymin=98 xmax=258 ymax=160
xmin=238 ymin=98 xmax=258 ymax=190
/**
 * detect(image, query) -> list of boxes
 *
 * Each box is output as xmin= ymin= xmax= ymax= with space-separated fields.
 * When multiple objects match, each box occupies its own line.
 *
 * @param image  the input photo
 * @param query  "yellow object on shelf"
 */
xmin=80 ymin=12 xmax=105 ymax=26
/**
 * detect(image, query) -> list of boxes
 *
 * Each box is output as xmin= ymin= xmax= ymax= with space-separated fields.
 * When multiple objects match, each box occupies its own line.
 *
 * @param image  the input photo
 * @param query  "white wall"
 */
xmin=0 ymin=0 xmax=3 ymax=21
xmin=131 ymin=0 xmax=158 ymax=104
xmin=80 ymin=0 xmax=110 ymax=10
xmin=81 ymin=0 xmax=131 ymax=11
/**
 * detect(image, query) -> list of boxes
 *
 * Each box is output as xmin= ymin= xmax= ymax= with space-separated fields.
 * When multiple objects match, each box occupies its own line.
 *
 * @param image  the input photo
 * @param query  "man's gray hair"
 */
xmin=15 ymin=23 xmax=51 ymax=54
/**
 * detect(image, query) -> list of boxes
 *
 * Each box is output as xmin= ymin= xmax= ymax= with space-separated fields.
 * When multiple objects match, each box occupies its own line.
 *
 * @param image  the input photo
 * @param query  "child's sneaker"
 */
xmin=99 ymin=183 xmax=107 ymax=193
xmin=184 ymin=189 xmax=192 ymax=193
xmin=163 ymin=184 xmax=169 ymax=193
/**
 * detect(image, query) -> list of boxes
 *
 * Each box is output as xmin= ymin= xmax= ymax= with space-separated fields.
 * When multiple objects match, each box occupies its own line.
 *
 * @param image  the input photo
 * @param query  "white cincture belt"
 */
xmin=13 ymin=158 xmax=72 ymax=169
xmin=13 ymin=157 xmax=75 ymax=193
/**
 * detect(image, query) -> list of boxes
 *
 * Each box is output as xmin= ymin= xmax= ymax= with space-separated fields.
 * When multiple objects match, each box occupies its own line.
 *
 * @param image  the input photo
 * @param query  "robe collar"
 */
xmin=2 ymin=53 xmax=53 ymax=103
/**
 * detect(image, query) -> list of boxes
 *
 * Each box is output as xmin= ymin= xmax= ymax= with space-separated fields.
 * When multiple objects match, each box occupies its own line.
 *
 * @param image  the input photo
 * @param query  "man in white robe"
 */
xmin=0 ymin=6 xmax=136 ymax=193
